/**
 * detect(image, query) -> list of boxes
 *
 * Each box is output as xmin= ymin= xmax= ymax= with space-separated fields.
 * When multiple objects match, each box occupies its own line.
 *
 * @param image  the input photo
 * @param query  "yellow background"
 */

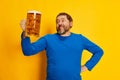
xmin=0 ymin=0 xmax=120 ymax=80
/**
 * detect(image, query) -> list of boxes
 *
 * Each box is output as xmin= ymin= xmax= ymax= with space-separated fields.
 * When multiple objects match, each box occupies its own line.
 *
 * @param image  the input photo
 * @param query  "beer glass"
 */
xmin=25 ymin=10 xmax=41 ymax=37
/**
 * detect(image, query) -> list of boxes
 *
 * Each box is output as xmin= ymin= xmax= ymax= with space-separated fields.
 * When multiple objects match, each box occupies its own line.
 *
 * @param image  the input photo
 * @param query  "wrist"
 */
xmin=22 ymin=31 xmax=27 ymax=38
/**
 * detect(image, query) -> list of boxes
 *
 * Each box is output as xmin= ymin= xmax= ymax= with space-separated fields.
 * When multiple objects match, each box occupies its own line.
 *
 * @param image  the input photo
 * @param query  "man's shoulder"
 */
xmin=42 ymin=33 xmax=57 ymax=39
xmin=71 ymin=33 xmax=88 ymax=40
xmin=71 ymin=32 xmax=83 ymax=37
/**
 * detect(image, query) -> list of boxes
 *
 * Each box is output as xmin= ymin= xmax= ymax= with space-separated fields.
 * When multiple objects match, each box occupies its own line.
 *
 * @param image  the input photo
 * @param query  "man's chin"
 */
xmin=57 ymin=31 xmax=66 ymax=35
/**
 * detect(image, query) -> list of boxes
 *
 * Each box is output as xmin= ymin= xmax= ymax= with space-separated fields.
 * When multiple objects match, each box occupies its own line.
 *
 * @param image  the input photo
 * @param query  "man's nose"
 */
xmin=58 ymin=21 xmax=62 ymax=25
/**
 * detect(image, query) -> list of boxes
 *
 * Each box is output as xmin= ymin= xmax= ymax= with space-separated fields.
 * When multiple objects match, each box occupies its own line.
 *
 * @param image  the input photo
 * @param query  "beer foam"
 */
xmin=27 ymin=10 xmax=41 ymax=14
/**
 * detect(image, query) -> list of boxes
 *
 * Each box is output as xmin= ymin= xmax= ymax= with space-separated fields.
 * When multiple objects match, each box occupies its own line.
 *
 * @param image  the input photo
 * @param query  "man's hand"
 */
xmin=20 ymin=19 xmax=26 ymax=31
xmin=81 ymin=65 xmax=88 ymax=72
xmin=20 ymin=19 xmax=27 ymax=38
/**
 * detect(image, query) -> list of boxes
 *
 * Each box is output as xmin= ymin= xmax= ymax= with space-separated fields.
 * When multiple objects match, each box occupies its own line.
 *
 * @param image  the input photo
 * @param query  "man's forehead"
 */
xmin=57 ymin=15 xmax=67 ymax=20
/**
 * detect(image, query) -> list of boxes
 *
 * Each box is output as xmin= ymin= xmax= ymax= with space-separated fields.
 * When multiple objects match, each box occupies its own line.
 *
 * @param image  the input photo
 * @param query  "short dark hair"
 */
xmin=56 ymin=12 xmax=73 ymax=22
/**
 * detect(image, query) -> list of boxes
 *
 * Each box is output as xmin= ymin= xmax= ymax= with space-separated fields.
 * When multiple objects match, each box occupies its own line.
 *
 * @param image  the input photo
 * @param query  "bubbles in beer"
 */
xmin=25 ymin=10 xmax=41 ymax=37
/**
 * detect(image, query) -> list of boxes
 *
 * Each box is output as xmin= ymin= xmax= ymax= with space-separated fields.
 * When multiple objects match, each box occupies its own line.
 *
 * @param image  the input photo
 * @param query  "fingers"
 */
xmin=20 ymin=19 xmax=26 ymax=31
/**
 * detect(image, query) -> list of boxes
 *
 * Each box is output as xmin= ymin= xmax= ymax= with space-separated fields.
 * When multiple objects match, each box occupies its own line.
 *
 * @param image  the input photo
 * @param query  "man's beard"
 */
xmin=57 ymin=29 xmax=68 ymax=35
xmin=57 ymin=25 xmax=69 ymax=35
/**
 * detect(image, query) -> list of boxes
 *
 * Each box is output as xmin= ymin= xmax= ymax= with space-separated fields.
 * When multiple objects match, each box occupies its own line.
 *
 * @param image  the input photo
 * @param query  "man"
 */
xmin=20 ymin=12 xmax=103 ymax=80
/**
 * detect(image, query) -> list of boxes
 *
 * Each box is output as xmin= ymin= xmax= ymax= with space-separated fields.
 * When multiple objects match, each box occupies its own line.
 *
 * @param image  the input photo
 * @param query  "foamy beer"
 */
xmin=25 ymin=10 xmax=41 ymax=37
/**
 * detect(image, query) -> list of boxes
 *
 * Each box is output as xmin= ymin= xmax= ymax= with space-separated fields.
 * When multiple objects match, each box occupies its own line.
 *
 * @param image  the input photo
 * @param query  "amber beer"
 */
xmin=25 ymin=10 xmax=41 ymax=37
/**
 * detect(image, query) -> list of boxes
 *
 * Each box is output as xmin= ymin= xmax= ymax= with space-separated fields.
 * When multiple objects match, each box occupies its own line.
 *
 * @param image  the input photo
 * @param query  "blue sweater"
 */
xmin=21 ymin=32 xmax=103 ymax=80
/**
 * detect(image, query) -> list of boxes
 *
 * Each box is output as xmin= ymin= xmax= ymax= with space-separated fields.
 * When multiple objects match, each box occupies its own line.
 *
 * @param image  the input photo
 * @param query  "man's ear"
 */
xmin=70 ymin=22 xmax=73 ymax=28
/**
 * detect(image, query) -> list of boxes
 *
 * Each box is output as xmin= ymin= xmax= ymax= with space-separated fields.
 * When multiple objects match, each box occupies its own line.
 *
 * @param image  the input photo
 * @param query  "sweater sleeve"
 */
xmin=81 ymin=35 xmax=104 ymax=71
xmin=21 ymin=32 xmax=47 ymax=56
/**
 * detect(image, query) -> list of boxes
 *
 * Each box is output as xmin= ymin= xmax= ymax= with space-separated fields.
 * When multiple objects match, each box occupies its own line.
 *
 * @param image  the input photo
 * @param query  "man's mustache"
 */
xmin=58 ymin=25 xmax=64 ymax=28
